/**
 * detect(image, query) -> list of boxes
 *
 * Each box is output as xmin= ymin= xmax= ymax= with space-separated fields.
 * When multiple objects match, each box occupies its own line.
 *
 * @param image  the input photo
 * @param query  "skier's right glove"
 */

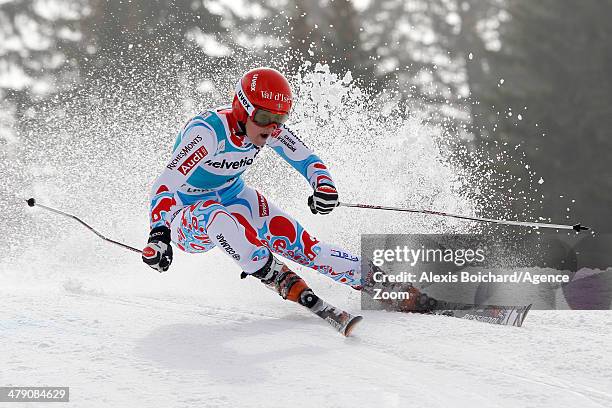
xmin=142 ymin=226 xmax=173 ymax=272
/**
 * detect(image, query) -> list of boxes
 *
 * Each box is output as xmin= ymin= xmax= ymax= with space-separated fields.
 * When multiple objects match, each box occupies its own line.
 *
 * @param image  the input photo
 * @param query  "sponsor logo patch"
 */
xmin=178 ymin=145 xmax=208 ymax=175
xmin=216 ymin=233 xmax=241 ymax=260
xmin=185 ymin=187 xmax=213 ymax=193
xmin=330 ymin=249 xmax=359 ymax=262
xmin=317 ymin=185 xmax=337 ymax=194
xmin=204 ymin=157 xmax=254 ymax=170
xmin=167 ymin=135 xmax=203 ymax=170
xmin=260 ymin=91 xmax=291 ymax=103
xmin=270 ymin=128 xmax=282 ymax=139
xmin=257 ymin=191 xmax=269 ymax=217
xmin=236 ymin=88 xmax=253 ymax=112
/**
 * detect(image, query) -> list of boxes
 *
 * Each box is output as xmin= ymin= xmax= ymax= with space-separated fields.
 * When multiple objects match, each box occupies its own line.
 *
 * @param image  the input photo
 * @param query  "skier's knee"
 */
xmin=202 ymin=204 xmax=231 ymax=225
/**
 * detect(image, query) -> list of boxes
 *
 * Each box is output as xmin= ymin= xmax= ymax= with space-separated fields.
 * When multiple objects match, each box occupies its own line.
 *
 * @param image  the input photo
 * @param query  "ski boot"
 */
xmin=248 ymin=254 xmax=314 ymax=305
xmin=243 ymin=255 xmax=362 ymax=336
xmin=362 ymin=261 xmax=438 ymax=313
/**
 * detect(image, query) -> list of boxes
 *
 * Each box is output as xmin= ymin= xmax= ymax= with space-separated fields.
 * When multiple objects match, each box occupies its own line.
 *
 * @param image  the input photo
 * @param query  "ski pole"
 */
xmin=337 ymin=202 xmax=590 ymax=232
xmin=25 ymin=198 xmax=142 ymax=253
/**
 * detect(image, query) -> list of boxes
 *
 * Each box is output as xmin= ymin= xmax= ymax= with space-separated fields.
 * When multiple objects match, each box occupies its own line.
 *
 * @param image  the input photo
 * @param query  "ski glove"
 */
xmin=142 ymin=226 xmax=173 ymax=272
xmin=308 ymin=183 xmax=338 ymax=215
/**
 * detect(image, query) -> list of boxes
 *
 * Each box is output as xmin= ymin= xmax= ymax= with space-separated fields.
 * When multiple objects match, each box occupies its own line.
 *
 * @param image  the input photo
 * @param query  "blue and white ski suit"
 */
xmin=148 ymin=108 xmax=361 ymax=287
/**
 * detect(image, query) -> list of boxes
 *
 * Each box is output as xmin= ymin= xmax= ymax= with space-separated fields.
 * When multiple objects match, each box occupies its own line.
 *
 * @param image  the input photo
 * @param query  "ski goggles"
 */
xmin=251 ymin=108 xmax=289 ymax=127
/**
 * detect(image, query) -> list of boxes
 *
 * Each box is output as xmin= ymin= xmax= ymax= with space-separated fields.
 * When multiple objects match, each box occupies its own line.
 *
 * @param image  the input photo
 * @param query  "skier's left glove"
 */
xmin=308 ymin=183 xmax=338 ymax=215
xmin=142 ymin=226 xmax=173 ymax=272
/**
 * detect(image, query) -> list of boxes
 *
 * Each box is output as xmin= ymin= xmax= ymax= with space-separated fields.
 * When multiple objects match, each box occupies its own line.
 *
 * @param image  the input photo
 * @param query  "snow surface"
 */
xmin=3 ymin=251 xmax=612 ymax=408
xmin=3 ymin=67 xmax=611 ymax=407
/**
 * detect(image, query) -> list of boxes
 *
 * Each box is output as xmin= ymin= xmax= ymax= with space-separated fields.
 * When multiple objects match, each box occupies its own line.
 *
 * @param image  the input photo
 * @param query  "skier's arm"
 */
xmin=268 ymin=125 xmax=335 ymax=189
xmin=268 ymin=125 xmax=339 ymax=214
xmin=148 ymin=123 xmax=216 ymax=230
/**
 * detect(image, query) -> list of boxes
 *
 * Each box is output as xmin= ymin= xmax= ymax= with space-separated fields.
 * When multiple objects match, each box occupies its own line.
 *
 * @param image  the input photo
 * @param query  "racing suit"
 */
xmin=148 ymin=107 xmax=361 ymax=288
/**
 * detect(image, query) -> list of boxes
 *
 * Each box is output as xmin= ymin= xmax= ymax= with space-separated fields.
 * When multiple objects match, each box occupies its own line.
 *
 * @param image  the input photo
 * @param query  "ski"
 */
xmin=426 ymin=301 xmax=532 ymax=327
xmin=301 ymin=291 xmax=363 ymax=336
xmin=362 ymin=263 xmax=532 ymax=327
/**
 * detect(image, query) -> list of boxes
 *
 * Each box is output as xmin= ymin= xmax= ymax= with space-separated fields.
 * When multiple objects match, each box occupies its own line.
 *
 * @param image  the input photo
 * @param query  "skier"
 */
xmin=141 ymin=68 xmax=365 ymax=305
xmin=141 ymin=67 xmax=429 ymax=316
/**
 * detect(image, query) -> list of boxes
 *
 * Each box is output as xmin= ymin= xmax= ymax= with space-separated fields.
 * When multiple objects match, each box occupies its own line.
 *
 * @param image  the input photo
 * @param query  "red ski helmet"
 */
xmin=232 ymin=67 xmax=293 ymax=126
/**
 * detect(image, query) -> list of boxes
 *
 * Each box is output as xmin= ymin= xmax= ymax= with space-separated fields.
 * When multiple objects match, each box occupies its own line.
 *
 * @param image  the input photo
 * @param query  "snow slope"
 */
xmin=3 ymin=67 xmax=610 ymax=407
xmin=3 ymin=252 xmax=612 ymax=408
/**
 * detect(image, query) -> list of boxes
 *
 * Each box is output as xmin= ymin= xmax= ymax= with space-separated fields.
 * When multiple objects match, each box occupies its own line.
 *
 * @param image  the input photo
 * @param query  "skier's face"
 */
xmin=245 ymin=117 xmax=278 ymax=147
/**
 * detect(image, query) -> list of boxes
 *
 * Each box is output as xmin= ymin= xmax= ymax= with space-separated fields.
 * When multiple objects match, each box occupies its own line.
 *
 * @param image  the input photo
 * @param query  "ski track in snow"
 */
xmin=2 ymin=257 xmax=612 ymax=408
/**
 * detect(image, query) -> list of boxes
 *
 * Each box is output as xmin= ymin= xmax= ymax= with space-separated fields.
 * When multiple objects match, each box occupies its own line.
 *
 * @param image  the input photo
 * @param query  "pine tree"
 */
xmin=483 ymin=0 xmax=612 ymax=230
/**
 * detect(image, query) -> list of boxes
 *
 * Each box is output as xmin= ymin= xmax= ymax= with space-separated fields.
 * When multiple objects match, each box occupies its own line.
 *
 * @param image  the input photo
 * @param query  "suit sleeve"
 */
xmin=267 ymin=124 xmax=336 ymax=189
xmin=149 ymin=123 xmax=217 ymax=229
